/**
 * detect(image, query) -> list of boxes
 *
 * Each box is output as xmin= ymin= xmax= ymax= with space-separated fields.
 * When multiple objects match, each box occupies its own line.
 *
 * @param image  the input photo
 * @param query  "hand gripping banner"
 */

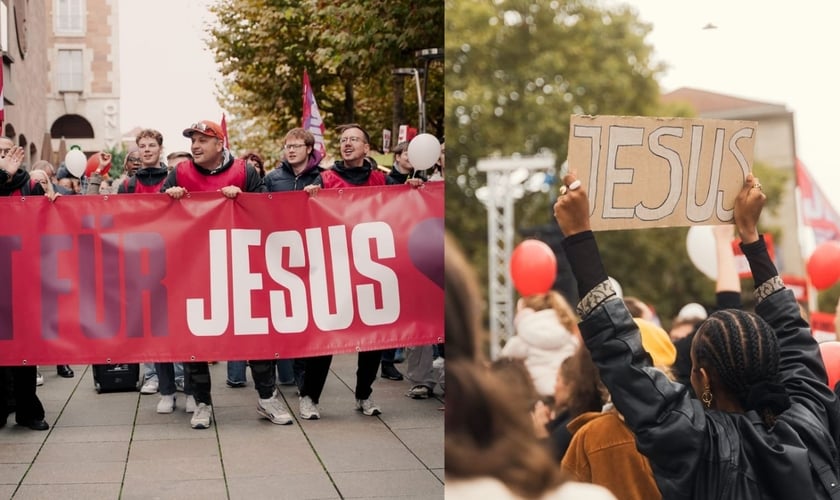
xmin=0 ymin=183 xmax=444 ymax=365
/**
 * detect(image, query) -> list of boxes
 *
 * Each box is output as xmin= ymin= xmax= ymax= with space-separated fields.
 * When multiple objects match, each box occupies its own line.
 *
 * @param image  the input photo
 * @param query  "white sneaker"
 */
xmin=190 ymin=403 xmax=212 ymax=429
xmin=140 ymin=377 xmax=159 ymax=394
xmin=156 ymin=394 xmax=176 ymax=414
xmin=299 ymin=396 xmax=320 ymax=420
xmin=35 ymin=371 xmax=44 ymax=387
xmin=185 ymin=395 xmax=197 ymax=413
xmin=257 ymin=396 xmax=293 ymax=425
xmin=355 ymin=398 xmax=381 ymax=416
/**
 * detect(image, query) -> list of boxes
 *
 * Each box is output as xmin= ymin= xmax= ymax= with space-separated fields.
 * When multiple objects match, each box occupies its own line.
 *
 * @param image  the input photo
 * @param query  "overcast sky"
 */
xmin=620 ymin=0 xmax=840 ymax=212
xmin=119 ymin=0 xmax=223 ymax=157
xmin=120 ymin=1 xmax=840 ymax=213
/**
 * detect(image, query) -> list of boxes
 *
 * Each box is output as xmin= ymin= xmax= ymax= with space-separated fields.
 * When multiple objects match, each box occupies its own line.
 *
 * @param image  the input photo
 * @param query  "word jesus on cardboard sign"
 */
xmin=567 ymin=115 xmax=757 ymax=231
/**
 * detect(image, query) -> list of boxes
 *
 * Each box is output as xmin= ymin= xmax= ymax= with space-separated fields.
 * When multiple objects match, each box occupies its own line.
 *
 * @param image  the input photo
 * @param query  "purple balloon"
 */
xmin=408 ymin=217 xmax=444 ymax=289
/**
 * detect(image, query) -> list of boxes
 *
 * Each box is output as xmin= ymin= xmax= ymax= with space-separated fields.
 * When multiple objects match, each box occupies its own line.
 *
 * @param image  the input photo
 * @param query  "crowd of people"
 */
xmin=446 ymin=170 xmax=840 ymax=499
xmin=0 ymin=121 xmax=444 ymax=432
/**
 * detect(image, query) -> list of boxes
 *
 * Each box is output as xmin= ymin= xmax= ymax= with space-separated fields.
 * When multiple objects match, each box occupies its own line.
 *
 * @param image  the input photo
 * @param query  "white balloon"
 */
xmin=407 ymin=133 xmax=441 ymax=170
xmin=686 ymin=225 xmax=718 ymax=280
xmin=64 ymin=149 xmax=87 ymax=178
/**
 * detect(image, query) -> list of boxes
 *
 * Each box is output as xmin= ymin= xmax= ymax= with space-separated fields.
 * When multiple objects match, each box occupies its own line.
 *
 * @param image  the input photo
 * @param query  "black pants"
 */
xmin=185 ymin=362 xmax=212 ymax=405
xmin=0 ymin=366 xmax=45 ymax=425
xmin=295 ymin=355 xmax=333 ymax=404
xmin=248 ymin=360 xmax=277 ymax=399
xmin=355 ymin=350 xmax=383 ymax=400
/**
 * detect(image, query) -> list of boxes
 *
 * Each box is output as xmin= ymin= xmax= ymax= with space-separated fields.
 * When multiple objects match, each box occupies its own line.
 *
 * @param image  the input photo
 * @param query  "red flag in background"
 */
xmin=302 ymin=70 xmax=326 ymax=159
xmin=797 ymin=158 xmax=840 ymax=245
xmin=220 ymin=113 xmax=229 ymax=149
xmin=0 ymin=62 xmax=5 ymax=127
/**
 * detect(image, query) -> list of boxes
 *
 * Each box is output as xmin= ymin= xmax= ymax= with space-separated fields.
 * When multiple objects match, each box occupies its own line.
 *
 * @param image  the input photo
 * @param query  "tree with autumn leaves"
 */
xmin=208 ymin=0 xmax=443 ymax=165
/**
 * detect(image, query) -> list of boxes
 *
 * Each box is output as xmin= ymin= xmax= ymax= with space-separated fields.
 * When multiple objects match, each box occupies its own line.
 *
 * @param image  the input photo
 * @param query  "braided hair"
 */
xmin=692 ymin=309 xmax=791 ymax=428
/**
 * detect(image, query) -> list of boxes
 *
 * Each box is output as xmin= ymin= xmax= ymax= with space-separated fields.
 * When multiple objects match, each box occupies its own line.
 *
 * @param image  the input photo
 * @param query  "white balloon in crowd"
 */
xmin=407 ymin=133 xmax=441 ymax=171
xmin=64 ymin=146 xmax=87 ymax=178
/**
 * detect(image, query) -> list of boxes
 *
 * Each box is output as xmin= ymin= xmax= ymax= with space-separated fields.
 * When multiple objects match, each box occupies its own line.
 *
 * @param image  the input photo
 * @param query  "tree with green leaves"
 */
xmin=208 ymin=0 xmax=443 ymax=166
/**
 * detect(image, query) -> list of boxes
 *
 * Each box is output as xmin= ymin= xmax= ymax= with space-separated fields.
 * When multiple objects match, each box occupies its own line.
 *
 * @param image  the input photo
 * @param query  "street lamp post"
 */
xmin=415 ymin=48 xmax=442 ymax=134
xmin=392 ymin=67 xmax=424 ymax=135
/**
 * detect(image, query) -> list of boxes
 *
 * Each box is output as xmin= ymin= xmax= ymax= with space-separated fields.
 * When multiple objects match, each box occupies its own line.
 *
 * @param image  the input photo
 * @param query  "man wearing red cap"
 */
xmin=162 ymin=120 xmax=291 ymax=430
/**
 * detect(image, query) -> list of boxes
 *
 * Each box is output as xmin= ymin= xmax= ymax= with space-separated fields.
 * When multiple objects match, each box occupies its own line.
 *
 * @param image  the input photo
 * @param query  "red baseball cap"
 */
xmin=182 ymin=120 xmax=224 ymax=140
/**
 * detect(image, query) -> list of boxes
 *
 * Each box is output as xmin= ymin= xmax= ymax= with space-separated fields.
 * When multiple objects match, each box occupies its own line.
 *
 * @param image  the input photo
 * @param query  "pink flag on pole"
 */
xmin=220 ymin=113 xmax=229 ymax=149
xmin=0 ymin=62 xmax=5 ymax=127
xmin=302 ymin=70 xmax=326 ymax=160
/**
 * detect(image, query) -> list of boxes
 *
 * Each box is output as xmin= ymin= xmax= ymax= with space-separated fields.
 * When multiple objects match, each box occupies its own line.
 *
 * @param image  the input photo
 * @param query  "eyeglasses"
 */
xmin=339 ymin=136 xmax=365 ymax=144
xmin=127 ymin=157 xmax=141 ymax=163
xmin=188 ymin=121 xmax=220 ymax=138
xmin=283 ymin=144 xmax=307 ymax=151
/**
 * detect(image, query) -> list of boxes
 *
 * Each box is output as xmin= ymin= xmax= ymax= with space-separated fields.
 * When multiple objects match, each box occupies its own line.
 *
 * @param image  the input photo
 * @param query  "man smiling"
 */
xmin=161 ymin=119 xmax=290 ymax=430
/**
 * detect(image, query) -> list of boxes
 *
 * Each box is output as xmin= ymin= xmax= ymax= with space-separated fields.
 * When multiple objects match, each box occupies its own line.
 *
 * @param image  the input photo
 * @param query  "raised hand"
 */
xmin=0 ymin=146 xmax=24 ymax=175
xmin=552 ymin=174 xmax=591 ymax=236
xmin=733 ymin=174 xmax=765 ymax=245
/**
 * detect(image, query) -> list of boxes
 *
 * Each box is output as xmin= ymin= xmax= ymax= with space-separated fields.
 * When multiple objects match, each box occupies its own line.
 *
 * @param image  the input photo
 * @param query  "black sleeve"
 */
xmin=561 ymin=231 xmax=609 ymax=299
xmin=739 ymin=235 xmax=777 ymax=288
xmin=161 ymin=169 xmax=179 ymax=191
xmin=244 ymin=165 xmax=265 ymax=193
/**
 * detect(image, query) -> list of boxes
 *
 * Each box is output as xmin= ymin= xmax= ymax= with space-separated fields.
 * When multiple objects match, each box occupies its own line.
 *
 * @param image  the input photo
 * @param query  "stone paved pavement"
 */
xmin=0 ymin=354 xmax=444 ymax=499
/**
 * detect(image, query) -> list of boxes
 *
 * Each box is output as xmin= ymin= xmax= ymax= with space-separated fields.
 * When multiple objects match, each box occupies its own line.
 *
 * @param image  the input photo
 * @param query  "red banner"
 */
xmin=796 ymin=158 xmax=840 ymax=245
xmin=811 ymin=311 xmax=836 ymax=343
xmin=0 ymin=183 xmax=444 ymax=365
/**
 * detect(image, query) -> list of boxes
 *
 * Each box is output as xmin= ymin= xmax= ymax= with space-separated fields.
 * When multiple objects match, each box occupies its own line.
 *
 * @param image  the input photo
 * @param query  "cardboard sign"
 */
xmin=568 ymin=115 xmax=758 ymax=231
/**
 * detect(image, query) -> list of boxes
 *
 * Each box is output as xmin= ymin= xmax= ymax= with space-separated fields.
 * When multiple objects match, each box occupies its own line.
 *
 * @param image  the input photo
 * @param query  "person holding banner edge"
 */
xmin=552 ymin=171 xmax=840 ymax=498
xmin=264 ymin=127 xmax=328 ymax=419
xmin=304 ymin=123 xmax=423 ymax=417
xmin=0 ymin=141 xmax=56 ymax=431
xmin=164 ymin=119 xmax=294 ymax=429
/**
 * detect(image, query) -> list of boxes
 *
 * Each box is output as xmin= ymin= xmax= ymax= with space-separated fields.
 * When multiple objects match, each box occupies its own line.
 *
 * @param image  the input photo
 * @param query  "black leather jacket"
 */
xmin=578 ymin=283 xmax=840 ymax=499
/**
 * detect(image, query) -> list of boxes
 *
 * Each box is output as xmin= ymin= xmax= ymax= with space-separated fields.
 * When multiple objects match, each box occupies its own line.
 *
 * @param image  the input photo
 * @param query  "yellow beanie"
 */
xmin=634 ymin=318 xmax=677 ymax=367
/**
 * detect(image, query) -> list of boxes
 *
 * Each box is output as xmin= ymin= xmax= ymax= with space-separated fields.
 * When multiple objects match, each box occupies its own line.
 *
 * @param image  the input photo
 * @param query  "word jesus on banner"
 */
xmin=567 ymin=115 xmax=757 ymax=231
xmin=0 ymin=183 xmax=444 ymax=365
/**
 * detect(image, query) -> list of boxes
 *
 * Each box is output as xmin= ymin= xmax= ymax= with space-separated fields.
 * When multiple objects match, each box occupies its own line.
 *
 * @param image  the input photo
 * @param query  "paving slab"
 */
xmin=0 ymin=355 xmax=444 ymax=499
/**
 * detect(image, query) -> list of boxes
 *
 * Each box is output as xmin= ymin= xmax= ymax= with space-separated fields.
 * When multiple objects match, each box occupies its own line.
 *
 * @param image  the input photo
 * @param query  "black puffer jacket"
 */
xmin=577 ymin=283 xmax=840 ymax=499
xmin=264 ymin=158 xmax=322 ymax=192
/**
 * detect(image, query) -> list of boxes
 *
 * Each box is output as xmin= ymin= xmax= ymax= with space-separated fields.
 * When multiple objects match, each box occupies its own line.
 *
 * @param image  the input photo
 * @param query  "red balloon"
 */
xmin=510 ymin=239 xmax=556 ymax=296
xmin=807 ymin=241 xmax=840 ymax=290
xmin=819 ymin=341 xmax=840 ymax=390
xmin=85 ymin=152 xmax=112 ymax=177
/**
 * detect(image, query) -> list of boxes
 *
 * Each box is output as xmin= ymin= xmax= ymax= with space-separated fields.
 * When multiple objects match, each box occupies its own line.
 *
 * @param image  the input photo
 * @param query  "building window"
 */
xmin=1 ymin=2 xmax=8 ymax=53
xmin=55 ymin=0 xmax=84 ymax=34
xmin=57 ymin=49 xmax=83 ymax=91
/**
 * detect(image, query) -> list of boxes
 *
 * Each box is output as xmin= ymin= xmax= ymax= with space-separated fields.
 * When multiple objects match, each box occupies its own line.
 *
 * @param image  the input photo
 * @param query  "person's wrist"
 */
xmin=739 ymin=229 xmax=759 ymax=244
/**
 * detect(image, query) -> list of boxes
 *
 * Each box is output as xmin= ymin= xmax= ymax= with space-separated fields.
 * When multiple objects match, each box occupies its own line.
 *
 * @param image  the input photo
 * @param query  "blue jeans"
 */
xmin=228 ymin=360 xmax=294 ymax=385
xmin=276 ymin=359 xmax=294 ymax=385
xmin=227 ymin=361 xmax=247 ymax=385
xmin=156 ymin=362 xmax=188 ymax=396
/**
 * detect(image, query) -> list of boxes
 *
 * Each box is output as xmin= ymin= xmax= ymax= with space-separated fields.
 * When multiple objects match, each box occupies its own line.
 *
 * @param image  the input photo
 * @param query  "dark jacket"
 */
xmin=387 ymin=165 xmax=428 ymax=184
xmin=264 ymin=154 xmax=323 ymax=192
xmin=0 ymin=169 xmax=45 ymax=196
xmin=313 ymin=157 xmax=399 ymax=187
xmin=578 ymin=285 xmax=840 ymax=499
xmin=118 ymin=164 xmax=169 ymax=193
